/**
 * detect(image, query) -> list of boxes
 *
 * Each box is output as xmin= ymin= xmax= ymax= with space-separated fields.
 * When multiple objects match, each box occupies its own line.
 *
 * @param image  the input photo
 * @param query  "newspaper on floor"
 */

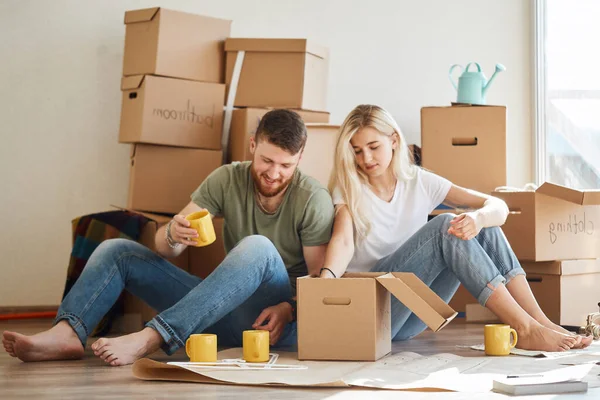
xmin=133 ymin=347 xmax=600 ymax=391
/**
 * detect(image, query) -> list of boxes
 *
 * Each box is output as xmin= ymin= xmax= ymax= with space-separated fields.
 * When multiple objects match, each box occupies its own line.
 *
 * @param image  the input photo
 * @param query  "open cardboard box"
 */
xmin=297 ymin=272 xmax=457 ymax=361
xmin=494 ymin=182 xmax=600 ymax=261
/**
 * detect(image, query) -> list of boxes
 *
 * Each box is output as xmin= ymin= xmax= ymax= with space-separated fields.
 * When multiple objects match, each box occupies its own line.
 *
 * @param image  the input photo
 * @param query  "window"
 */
xmin=535 ymin=0 xmax=600 ymax=189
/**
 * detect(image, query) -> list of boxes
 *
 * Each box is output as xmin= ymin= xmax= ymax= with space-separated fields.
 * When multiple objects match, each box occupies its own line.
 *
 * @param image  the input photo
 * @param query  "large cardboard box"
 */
xmin=123 ymin=7 xmax=231 ymax=82
xmin=298 ymin=124 xmax=339 ymax=188
xmin=188 ymin=217 xmax=226 ymax=279
xmin=522 ymin=259 xmax=600 ymax=326
xmin=225 ymin=39 xmax=329 ymax=111
xmin=128 ymin=144 xmax=222 ymax=214
xmin=297 ymin=272 xmax=457 ymax=361
xmin=228 ymin=108 xmax=330 ymax=163
xmin=421 ymin=105 xmax=506 ymax=195
xmin=494 ymin=183 xmax=600 ymax=261
xmin=120 ymin=75 xmax=225 ymax=149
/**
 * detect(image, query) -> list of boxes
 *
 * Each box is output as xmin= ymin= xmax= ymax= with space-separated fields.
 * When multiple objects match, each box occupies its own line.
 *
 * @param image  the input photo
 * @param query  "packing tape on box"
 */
xmin=221 ymin=50 xmax=246 ymax=164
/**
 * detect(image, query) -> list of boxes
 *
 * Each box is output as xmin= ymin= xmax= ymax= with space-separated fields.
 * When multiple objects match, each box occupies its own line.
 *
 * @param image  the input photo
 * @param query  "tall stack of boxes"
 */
xmin=421 ymin=105 xmax=600 ymax=327
xmin=116 ymin=7 xmax=231 ymax=327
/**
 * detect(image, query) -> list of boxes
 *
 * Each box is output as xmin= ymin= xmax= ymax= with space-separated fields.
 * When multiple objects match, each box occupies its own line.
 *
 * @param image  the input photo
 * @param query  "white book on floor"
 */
xmin=493 ymin=377 xmax=588 ymax=395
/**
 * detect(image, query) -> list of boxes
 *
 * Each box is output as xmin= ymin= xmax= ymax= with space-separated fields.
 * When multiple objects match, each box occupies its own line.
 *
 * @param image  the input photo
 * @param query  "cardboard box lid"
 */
xmin=124 ymin=7 xmax=160 ymax=24
xmin=375 ymin=272 xmax=457 ymax=332
xmin=536 ymin=182 xmax=600 ymax=205
xmin=121 ymin=75 xmax=146 ymax=91
xmin=225 ymin=38 xmax=328 ymax=59
xmin=422 ymin=104 xmax=507 ymax=111
xmin=110 ymin=204 xmax=172 ymax=224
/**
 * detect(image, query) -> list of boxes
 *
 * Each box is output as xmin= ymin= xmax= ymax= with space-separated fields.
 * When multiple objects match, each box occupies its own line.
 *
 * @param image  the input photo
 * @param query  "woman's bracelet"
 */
xmin=320 ymin=267 xmax=337 ymax=278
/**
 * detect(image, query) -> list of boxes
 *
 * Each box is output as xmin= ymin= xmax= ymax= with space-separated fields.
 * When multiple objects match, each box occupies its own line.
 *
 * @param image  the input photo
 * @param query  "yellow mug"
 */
xmin=185 ymin=210 xmax=216 ymax=247
xmin=243 ymin=330 xmax=270 ymax=363
xmin=484 ymin=324 xmax=518 ymax=356
xmin=185 ymin=334 xmax=217 ymax=362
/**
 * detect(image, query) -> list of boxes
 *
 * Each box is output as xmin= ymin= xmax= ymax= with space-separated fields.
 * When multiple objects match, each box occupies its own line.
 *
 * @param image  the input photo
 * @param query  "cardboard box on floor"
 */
xmin=123 ymin=7 xmax=231 ymax=82
xmin=225 ymin=38 xmax=329 ymax=111
xmin=188 ymin=217 xmax=226 ymax=279
xmin=421 ymin=105 xmax=506 ymax=195
xmin=128 ymin=144 xmax=222 ymax=214
xmin=297 ymin=272 xmax=457 ymax=361
xmin=228 ymin=108 xmax=330 ymax=163
xmin=119 ymin=75 xmax=225 ymax=149
xmin=493 ymin=183 xmax=600 ymax=261
xmin=522 ymin=259 xmax=600 ymax=326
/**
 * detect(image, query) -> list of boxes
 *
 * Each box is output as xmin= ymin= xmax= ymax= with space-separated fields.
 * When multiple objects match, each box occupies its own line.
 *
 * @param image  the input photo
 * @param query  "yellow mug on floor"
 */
xmin=185 ymin=210 xmax=216 ymax=247
xmin=484 ymin=324 xmax=518 ymax=356
xmin=243 ymin=330 xmax=270 ymax=363
xmin=185 ymin=334 xmax=217 ymax=362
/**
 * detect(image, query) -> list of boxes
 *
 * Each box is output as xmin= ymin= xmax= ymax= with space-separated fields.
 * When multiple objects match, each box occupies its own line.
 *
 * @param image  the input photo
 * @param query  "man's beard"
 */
xmin=250 ymin=165 xmax=294 ymax=198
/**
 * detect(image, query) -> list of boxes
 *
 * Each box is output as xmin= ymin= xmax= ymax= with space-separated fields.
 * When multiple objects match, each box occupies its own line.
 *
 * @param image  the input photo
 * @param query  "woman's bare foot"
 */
xmin=91 ymin=327 xmax=162 ymax=366
xmin=1 ymin=321 xmax=84 ymax=362
xmin=516 ymin=322 xmax=578 ymax=352
xmin=536 ymin=319 xmax=593 ymax=349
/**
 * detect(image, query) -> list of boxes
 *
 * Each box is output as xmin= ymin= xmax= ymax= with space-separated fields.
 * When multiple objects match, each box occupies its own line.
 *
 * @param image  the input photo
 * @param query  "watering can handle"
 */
xmin=448 ymin=64 xmax=463 ymax=91
xmin=465 ymin=62 xmax=482 ymax=72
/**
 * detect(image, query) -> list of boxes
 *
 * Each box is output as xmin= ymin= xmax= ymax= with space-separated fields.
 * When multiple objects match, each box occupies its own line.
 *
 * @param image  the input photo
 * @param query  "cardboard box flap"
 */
xmin=376 ymin=272 xmax=457 ymax=332
xmin=225 ymin=38 xmax=328 ymax=59
xmin=121 ymin=75 xmax=146 ymax=91
xmin=110 ymin=205 xmax=173 ymax=224
xmin=124 ymin=7 xmax=160 ymax=24
xmin=536 ymin=182 xmax=600 ymax=205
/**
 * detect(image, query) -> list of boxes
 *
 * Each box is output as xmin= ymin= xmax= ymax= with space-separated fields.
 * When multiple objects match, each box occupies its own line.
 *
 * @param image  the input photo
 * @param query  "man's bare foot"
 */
xmin=536 ymin=319 xmax=593 ymax=349
xmin=91 ymin=327 xmax=163 ymax=366
xmin=2 ymin=320 xmax=84 ymax=362
xmin=516 ymin=322 xmax=578 ymax=352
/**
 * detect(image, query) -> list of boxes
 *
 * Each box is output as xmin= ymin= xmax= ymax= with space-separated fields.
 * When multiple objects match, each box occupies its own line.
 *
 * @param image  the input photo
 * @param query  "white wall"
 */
xmin=0 ymin=0 xmax=533 ymax=307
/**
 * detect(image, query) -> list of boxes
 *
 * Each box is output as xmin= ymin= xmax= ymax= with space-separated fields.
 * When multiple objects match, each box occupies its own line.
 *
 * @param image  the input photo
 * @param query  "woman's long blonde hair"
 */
xmin=328 ymin=104 xmax=417 ymax=239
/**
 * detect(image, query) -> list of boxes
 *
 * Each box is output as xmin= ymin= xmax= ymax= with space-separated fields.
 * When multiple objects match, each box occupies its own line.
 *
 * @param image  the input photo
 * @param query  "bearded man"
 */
xmin=3 ymin=110 xmax=334 ymax=366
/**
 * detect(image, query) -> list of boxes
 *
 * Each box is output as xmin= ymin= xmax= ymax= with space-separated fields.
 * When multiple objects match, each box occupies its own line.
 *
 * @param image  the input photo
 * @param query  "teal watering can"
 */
xmin=449 ymin=62 xmax=506 ymax=105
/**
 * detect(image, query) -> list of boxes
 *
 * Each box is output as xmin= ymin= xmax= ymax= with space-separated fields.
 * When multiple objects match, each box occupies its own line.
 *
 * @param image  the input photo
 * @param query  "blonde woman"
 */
xmin=321 ymin=104 xmax=590 ymax=352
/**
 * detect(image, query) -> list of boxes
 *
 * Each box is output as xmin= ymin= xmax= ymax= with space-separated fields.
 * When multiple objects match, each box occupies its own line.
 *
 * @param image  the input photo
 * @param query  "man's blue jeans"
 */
xmin=56 ymin=235 xmax=297 ymax=355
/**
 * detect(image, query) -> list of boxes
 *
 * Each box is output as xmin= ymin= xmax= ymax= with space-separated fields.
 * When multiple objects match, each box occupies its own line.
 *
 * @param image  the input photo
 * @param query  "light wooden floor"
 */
xmin=1 ymin=319 xmax=598 ymax=399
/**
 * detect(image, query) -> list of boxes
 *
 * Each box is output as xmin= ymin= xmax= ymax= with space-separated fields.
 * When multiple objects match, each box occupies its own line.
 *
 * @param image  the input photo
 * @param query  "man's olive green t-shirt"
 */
xmin=191 ymin=161 xmax=334 ymax=291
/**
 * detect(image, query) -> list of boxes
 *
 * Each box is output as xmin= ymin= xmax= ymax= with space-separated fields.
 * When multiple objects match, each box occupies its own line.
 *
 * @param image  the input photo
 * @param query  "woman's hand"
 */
xmin=448 ymin=212 xmax=480 ymax=240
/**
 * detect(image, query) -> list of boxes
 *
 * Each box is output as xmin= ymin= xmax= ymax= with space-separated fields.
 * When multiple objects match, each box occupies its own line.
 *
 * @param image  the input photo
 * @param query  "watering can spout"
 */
xmin=483 ymin=63 xmax=506 ymax=97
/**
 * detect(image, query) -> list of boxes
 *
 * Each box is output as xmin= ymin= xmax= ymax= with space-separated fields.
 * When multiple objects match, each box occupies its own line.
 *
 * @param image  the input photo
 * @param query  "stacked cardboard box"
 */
xmin=223 ymin=38 xmax=339 ymax=187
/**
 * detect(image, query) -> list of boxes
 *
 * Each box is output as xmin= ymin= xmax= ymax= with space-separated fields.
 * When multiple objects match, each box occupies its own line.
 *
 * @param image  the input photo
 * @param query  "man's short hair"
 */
xmin=255 ymin=109 xmax=307 ymax=155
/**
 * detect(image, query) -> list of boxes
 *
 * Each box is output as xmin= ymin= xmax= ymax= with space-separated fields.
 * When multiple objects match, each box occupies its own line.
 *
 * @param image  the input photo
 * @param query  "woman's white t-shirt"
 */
xmin=332 ymin=168 xmax=452 ymax=273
